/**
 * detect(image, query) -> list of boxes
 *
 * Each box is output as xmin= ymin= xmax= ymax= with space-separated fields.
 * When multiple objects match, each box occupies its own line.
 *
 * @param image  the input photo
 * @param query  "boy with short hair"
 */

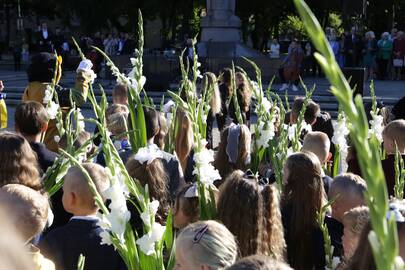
xmin=302 ymin=131 xmax=333 ymax=194
xmin=382 ymin=119 xmax=405 ymax=196
xmin=14 ymin=101 xmax=58 ymax=173
xmin=327 ymin=173 xmax=367 ymax=257
xmin=39 ymin=163 xmax=125 ymax=270
xmin=289 ymin=97 xmax=320 ymax=126
xmin=0 ymin=183 xmax=55 ymax=270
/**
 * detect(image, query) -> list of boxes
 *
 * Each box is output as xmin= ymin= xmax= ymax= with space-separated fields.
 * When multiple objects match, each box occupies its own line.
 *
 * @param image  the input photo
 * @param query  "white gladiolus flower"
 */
xmin=46 ymin=101 xmax=59 ymax=120
xmin=136 ymin=222 xmax=166 ymax=255
xmin=261 ymin=97 xmax=273 ymax=112
xmin=85 ymin=69 xmax=97 ymax=84
xmin=140 ymin=200 xmax=160 ymax=226
xmin=97 ymin=171 xmax=131 ymax=245
xmin=140 ymin=76 xmax=146 ymax=88
xmin=287 ymin=124 xmax=296 ymax=141
xmin=54 ymin=136 xmax=60 ymax=143
xmin=99 ymin=230 xmax=113 ymax=246
xmin=193 ymin=146 xmax=221 ymax=185
xmin=332 ymin=115 xmax=350 ymax=173
xmin=256 ymin=122 xmax=275 ymax=149
xmin=368 ymin=111 xmax=384 ymax=142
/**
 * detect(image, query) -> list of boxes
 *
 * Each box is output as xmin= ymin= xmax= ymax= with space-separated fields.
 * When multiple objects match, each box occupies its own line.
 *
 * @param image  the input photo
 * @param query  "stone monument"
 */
xmin=198 ymin=0 xmax=263 ymax=58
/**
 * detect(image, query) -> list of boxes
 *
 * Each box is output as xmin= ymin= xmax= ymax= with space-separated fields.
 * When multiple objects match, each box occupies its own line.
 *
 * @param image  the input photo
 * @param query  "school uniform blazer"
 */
xmin=39 ymin=218 xmax=126 ymax=270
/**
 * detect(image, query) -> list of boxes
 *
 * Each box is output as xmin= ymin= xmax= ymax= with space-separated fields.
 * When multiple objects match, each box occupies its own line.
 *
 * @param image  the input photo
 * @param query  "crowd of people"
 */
xmin=0 ymin=45 xmax=405 ymax=270
xmin=270 ymin=26 xmax=405 ymax=91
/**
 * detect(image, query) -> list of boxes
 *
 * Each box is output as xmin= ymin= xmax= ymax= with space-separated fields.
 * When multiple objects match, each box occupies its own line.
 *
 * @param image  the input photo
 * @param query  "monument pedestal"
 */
xmin=198 ymin=0 xmax=266 ymax=58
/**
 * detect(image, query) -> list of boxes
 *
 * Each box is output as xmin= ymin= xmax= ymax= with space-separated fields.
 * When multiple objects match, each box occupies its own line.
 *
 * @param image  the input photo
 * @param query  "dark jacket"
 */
xmin=325 ymin=216 xmax=344 ymax=257
xmin=30 ymin=142 xmax=58 ymax=174
xmin=383 ymin=154 xmax=405 ymax=197
xmin=39 ymin=218 xmax=126 ymax=270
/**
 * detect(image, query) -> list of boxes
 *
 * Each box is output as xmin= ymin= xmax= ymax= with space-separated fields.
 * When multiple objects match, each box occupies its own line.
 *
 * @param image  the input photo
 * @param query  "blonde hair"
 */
xmin=175 ymin=110 xmax=194 ymax=173
xmin=342 ymin=206 xmax=369 ymax=235
xmin=176 ymin=220 xmax=238 ymax=269
xmin=107 ymin=111 xmax=129 ymax=139
xmin=302 ymin=131 xmax=330 ymax=164
xmin=1 ymin=184 xmax=49 ymax=241
xmin=383 ymin=119 xmax=405 ymax=151
xmin=202 ymin=72 xmax=222 ymax=115
xmin=65 ymin=163 xmax=109 ymax=210
xmin=0 ymin=132 xmax=42 ymax=190
xmin=0 ymin=205 xmax=34 ymax=270
xmin=227 ymin=255 xmax=293 ymax=270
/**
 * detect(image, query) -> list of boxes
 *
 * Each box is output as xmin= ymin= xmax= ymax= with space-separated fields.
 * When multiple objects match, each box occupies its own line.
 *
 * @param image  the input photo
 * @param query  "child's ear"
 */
xmin=326 ymin=152 xmax=332 ymax=162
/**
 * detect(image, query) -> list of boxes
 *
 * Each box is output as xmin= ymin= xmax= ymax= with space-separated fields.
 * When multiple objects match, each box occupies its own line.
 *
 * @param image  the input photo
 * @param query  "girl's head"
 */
xmin=282 ymin=151 xmax=325 ymax=269
xmin=175 ymin=220 xmax=238 ymax=270
xmin=214 ymin=124 xmax=251 ymax=179
xmin=221 ymin=68 xmax=232 ymax=87
xmin=107 ymin=111 xmax=129 ymax=139
xmin=175 ymin=110 xmax=194 ymax=173
xmin=235 ymin=72 xmax=252 ymax=113
xmin=235 ymin=72 xmax=246 ymax=87
xmin=0 ymin=132 xmax=41 ymax=190
xmin=173 ymin=184 xmax=200 ymax=229
xmin=342 ymin=206 xmax=370 ymax=260
xmin=126 ymin=156 xmax=169 ymax=223
xmin=202 ymin=72 xmax=222 ymax=115
xmin=217 ymin=170 xmax=285 ymax=259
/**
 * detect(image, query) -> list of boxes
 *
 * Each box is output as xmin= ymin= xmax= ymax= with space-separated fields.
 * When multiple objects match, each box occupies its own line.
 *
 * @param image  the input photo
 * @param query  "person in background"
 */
xmin=329 ymin=29 xmax=341 ymax=69
xmin=377 ymin=32 xmax=393 ymax=80
xmin=0 ymin=80 xmax=6 ymax=129
xmin=362 ymin=31 xmax=378 ymax=80
xmin=338 ymin=33 xmax=346 ymax=68
xmin=392 ymin=31 xmax=405 ymax=80
xmin=228 ymin=255 xmax=293 ymax=270
xmin=228 ymin=72 xmax=252 ymax=126
xmin=268 ymin=38 xmax=280 ymax=59
xmin=279 ymin=39 xmax=304 ymax=92
xmin=303 ymin=41 xmax=314 ymax=77
xmin=217 ymin=68 xmax=232 ymax=131
xmin=37 ymin=22 xmax=53 ymax=53
xmin=173 ymin=184 xmax=200 ymax=230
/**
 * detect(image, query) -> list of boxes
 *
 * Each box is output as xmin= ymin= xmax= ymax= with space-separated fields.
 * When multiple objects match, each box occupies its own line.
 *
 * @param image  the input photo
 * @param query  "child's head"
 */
xmin=202 ymin=72 xmax=221 ymax=115
xmin=144 ymin=107 xmax=160 ymax=140
xmin=175 ymin=220 xmax=238 ymax=270
xmin=173 ymin=184 xmax=200 ymax=229
xmin=382 ymin=119 xmax=405 ymax=154
xmin=0 ymin=132 xmax=41 ymax=190
xmin=107 ymin=111 xmax=129 ymax=139
xmin=282 ymin=151 xmax=325 ymax=269
xmin=14 ymin=101 xmax=48 ymax=138
xmin=342 ymin=206 xmax=369 ymax=260
xmin=63 ymin=163 xmax=109 ymax=216
xmin=126 ymin=156 xmax=169 ymax=223
xmin=215 ymin=124 xmax=251 ymax=179
xmin=0 ymin=184 xmax=49 ymax=242
xmin=218 ymin=170 xmax=285 ymax=259
xmin=227 ymin=255 xmax=293 ymax=270
xmin=105 ymin=103 xmax=128 ymax=124
xmin=301 ymin=131 xmax=331 ymax=164
xmin=329 ymin=173 xmax=367 ymax=222
xmin=290 ymin=97 xmax=320 ymax=125
xmin=112 ymin=84 xmax=128 ymax=105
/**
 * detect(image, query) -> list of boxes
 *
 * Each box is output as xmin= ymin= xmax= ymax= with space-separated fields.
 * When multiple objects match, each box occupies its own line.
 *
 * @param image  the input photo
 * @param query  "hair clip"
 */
xmin=244 ymin=169 xmax=270 ymax=186
xmin=193 ymin=224 xmax=209 ymax=244
xmin=184 ymin=184 xmax=199 ymax=198
xmin=134 ymin=144 xmax=164 ymax=165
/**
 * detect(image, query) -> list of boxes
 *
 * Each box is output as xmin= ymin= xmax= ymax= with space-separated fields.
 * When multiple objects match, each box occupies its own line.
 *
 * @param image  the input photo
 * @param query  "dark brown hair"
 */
xmin=235 ymin=72 xmax=252 ymax=113
xmin=0 ymin=132 xmax=42 ymax=190
xmin=291 ymin=97 xmax=320 ymax=125
xmin=218 ymin=170 xmax=285 ymax=259
xmin=174 ymin=183 xmax=200 ymax=224
xmin=126 ymin=157 xmax=170 ymax=223
xmin=214 ymin=124 xmax=251 ymax=179
xmin=227 ymin=255 xmax=292 ymax=270
xmin=282 ymin=151 xmax=325 ymax=270
xmin=154 ymin=112 xmax=167 ymax=150
xmin=14 ymin=101 xmax=48 ymax=136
